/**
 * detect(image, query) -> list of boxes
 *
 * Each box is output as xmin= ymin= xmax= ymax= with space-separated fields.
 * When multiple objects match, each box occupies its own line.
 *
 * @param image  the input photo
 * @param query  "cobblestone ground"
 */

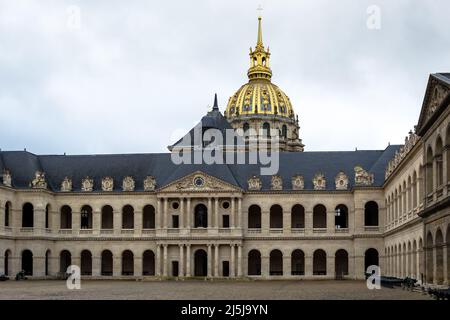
xmin=0 ymin=280 xmax=433 ymax=300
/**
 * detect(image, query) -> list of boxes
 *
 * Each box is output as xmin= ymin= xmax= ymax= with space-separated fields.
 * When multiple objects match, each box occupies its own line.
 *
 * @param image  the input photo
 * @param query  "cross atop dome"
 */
xmin=248 ymin=16 xmax=272 ymax=81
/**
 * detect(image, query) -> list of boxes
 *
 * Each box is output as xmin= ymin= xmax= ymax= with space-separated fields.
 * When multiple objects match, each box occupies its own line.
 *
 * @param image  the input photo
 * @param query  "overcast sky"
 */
xmin=1 ymin=0 xmax=449 ymax=155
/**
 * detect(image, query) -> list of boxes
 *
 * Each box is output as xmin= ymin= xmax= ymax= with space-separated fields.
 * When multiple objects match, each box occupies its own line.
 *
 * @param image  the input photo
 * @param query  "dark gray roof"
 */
xmin=0 ymin=145 xmax=401 ymax=191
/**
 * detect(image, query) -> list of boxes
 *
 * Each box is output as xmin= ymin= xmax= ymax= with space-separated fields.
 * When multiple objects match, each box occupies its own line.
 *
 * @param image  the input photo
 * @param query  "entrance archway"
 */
xmin=335 ymin=249 xmax=349 ymax=278
xmin=364 ymin=248 xmax=379 ymax=271
xmin=269 ymin=250 xmax=283 ymax=275
xmin=22 ymin=250 xmax=33 ymax=276
xmin=81 ymin=250 xmax=92 ymax=276
xmin=194 ymin=249 xmax=207 ymax=276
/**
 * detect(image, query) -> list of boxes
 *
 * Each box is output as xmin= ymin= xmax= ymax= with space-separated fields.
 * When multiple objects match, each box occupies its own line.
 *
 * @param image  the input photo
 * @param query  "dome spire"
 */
xmin=247 ymin=15 xmax=272 ymax=81
xmin=257 ymin=16 xmax=263 ymax=48
xmin=212 ymin=93 xmax=219 ymax=111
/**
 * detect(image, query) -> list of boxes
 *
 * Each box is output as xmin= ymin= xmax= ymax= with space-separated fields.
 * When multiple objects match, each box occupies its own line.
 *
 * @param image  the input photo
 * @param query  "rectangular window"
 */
xmin=172 ymin=215 xmax=179 ymax=228
xmin=222 ymin=215 xmax=230 ymax=228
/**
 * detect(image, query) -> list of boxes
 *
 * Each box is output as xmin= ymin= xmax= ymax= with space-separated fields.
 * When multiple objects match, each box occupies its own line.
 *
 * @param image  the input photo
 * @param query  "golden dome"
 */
xmin=226 ymin=80 xmax=295 ymax=118
xmin=225 ymin=17 xmax=295 ymax=119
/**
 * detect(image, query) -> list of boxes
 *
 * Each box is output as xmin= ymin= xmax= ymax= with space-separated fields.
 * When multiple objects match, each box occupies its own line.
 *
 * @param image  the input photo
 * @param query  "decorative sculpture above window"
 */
xmin=81 ymin=177 xmax=94 ymax=192
xmin=248 ymin=175 xmax=262 ymax=191
xmin=354 ymin=166 xmax=374 ymax=186
xmin=60 ymin=177 xmax=72 ymax=192
xmin=144 ymin=176 xmax=156 ymax=191
xmin=122 ymin=176 xmax=135 ymax=192
xmin=313 ymin=173 xmax=326 ymax=190
xmin=271 ymin=175 xmax=283 ymax=190
xmin=291 ymin=175 xmax=304 ymax=190
xmin=102 ymin=177 xmax=114 ymax=191
xmin=30 ymin=171 xmax=47 ymax=189
xmin=335 ymin=171 xmax=348 ymax=190
xmin=2 ymin=170 xmax=11 ymax=187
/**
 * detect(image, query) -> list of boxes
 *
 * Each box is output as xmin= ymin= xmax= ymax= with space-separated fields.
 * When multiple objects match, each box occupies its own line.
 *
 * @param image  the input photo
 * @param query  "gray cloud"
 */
xmin=0 ymin=0 xmax=449 ymax=154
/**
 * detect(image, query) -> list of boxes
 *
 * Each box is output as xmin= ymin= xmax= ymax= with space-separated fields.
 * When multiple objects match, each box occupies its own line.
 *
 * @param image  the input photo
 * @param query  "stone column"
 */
xmin=186 ymin=244 xmax=191 ymax=277
xmin=134 ymin=210 xmax=142 ymax=236
xmin=214 ymin=198 xmax=219 ymax=229
xmin=34 ymin=255 xmax=46 ymax=277
xmin=163 ymin=244 xmax=168 ymax=277
xmin=230 ymin=244 xmax=236 ymax=277
xmin=327 ymin=209 xmax=335 ymax=233
xmin=443 ymin=245 xmax=448 ymax=285
xmin=163 ymin=198 xmax=168 ymax=229
xmin=180 ymin=198 xmax=184 ymax=229
xmin=261 ymin=254 xmax=269 ymax=278
xmin=348 ymin=253 xmax=356 ymax=279
xmin=93 ymin=209 xmax=101 ymax=236
xmin=207 ymin=198 xmax=212 ymax=229
xmin=214 ymin=244 xmax=219 ymax=277
xmin=327 ymin=254 xmax=335 ymax=279
xmin=282 ymin=205 xmax=290 ymax=233
xmin=237 ymin=245 xmax=242 ymax=277
xmin=155 ymin=244 xmax=161 ymax=276
xmin=186 ymin=198 xmax=191 ymax=229
xmin=156 ymin=199 xmax=161 ymax=230
xmin=92 ymin=256 xmax=101 ymax=277
xmin=238 ymin=198 xmax=242 ymax=229
xmin=207 ymin=244 xmax=212 ymax=277
xmin=230 ymin=198 xmax=235 ymax=229
xmin=354 ymin=254 xmax=365 ymax=280
xmin=262 ymin=210 xmax=269 ymax=233
xmin=305 ymin=210 xmax=313 ymax=236
xmin=283 ymin=254 xmax=291 ymax=277
xmin=53 ymin=208 xmax=60 ymax=233
xmin=179 ymin=244 xmax=184 ymax=277
xmin=113 ymin=256 xmax=121 ymax=277
xmin=113 ymin=207 xmax=121 ymax=235
xmin=0 ymin=204 xmax=4 ymax=233
xmin=34 ymin=207 xmax=45 ymax=235
xmin=134 ymin=255 xmax=142 ymax=277
xmin=72 ymin=210 xmax=80 ymax=234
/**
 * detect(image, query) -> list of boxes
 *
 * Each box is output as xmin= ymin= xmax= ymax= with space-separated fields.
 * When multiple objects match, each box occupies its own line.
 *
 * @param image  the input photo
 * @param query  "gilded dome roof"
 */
xmin=225 ymin=16 xmax=296 ymax=120
xmin=226 ymin=80 xmax=294 ymax=118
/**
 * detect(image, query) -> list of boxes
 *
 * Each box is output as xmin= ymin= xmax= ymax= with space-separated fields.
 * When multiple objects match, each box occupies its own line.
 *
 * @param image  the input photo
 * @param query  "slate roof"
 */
xmin=0 ymin=145 xmax=401 ymax=192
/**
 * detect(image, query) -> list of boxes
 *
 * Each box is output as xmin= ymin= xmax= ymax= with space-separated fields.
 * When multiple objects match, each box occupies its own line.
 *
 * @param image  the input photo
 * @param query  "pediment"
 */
xmin=157 ymin=171 xmax=242 ymax=193
xmin=416 ymin=74 xmax=450 ymax=135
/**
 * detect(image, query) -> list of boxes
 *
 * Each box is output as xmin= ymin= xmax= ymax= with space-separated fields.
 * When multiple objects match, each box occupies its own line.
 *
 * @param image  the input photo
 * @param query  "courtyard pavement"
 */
xmin=0 ymin=279 xmax=434 ymax=300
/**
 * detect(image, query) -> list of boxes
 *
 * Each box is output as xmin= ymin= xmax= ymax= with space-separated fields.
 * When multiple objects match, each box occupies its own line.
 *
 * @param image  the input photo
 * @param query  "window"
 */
xmin=172 ymin=215 xmax=179 ymax=228
xmin=222 ymin=215 xmax=230 ymax=228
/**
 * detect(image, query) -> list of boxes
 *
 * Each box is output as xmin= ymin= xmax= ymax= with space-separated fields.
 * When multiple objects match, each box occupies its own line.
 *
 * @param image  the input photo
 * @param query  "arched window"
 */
xmin=435 ymin=137 xmax=444 ymax=187
xmin=426 ymin=232 xmax=434 ymax=283
xmin=269 ymin=250 xmax=283 ymax=276
xmin=243 ymin=123 xmax=250 ymax=134
xmin=364 ymin=201 xmax=379 ymax=226
xmin=143 ymin=205 xmax=155 ymax=229
xmin=44 ymin=250 xmax=51 ymax=276
xmin=60 ymin=205 xmax=72 ymax=229
xmin=4 ymin=202 xmax=11 ymax=227
xmin=194 ymin=204 xmax=207 ymax=228
xmin=364 ymin=248 xmax=379 ymax=271
xmin=45 ymin=204 xmax=50 ymax=229
xmin=335 ymin=249 xmax=349 ymax=277
xmin=426 ymin=146 xmax=434 ymax=195
xmin=143 ymin=250 xmax=155 ymax=276
xmin=412 ymin=171 xmax=418 ymax=208
xmin=335 ymin=204 xmax=348 ymax=229
xmin=122 ymin=205 xmax=134 ymax=229
xmin=59 ymin=250 xmax=71 ymax=273
xmin=262 ymin=122 xmax=270 ymax=138
xmin=313 ymin=249 xmax=327 ymax=275
xmin=313 ymin=204 xmax=327 ymax=228
xmin=291 ymin=204 xmax=305 ymax=229
xmin=291 ymin=249 xmax=305 ymax=275
xmin=270 ymin=205 xmax=283 ymax=229
xmin=101 ymin=250 xmax=113 ymax=276
xmin=22 ymin=250 xmax=33 ymax=276
xmin=248 ymin=205 xmax=261 ymax=229
xmin=80 ymin=205 xmax=93 ymax=229
xmin=122 ymin=250 xmax=134 ymax=275
xmin=81 ymin=250 xmax=92 ymax=276
xmin=22 ymin=203 xmax=34 ymax=228
xmin=281 ymin=125 xmax=287 ymax=138
xmin=248 ymin=250 xmax=261 ymax=276
xmin=101 ymin=205 xmax=113 ymax=229
xmin=4 ymin=249 xmax=11 ymax=276
xmin=435 ymin=229 xmax=444 ymax=284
